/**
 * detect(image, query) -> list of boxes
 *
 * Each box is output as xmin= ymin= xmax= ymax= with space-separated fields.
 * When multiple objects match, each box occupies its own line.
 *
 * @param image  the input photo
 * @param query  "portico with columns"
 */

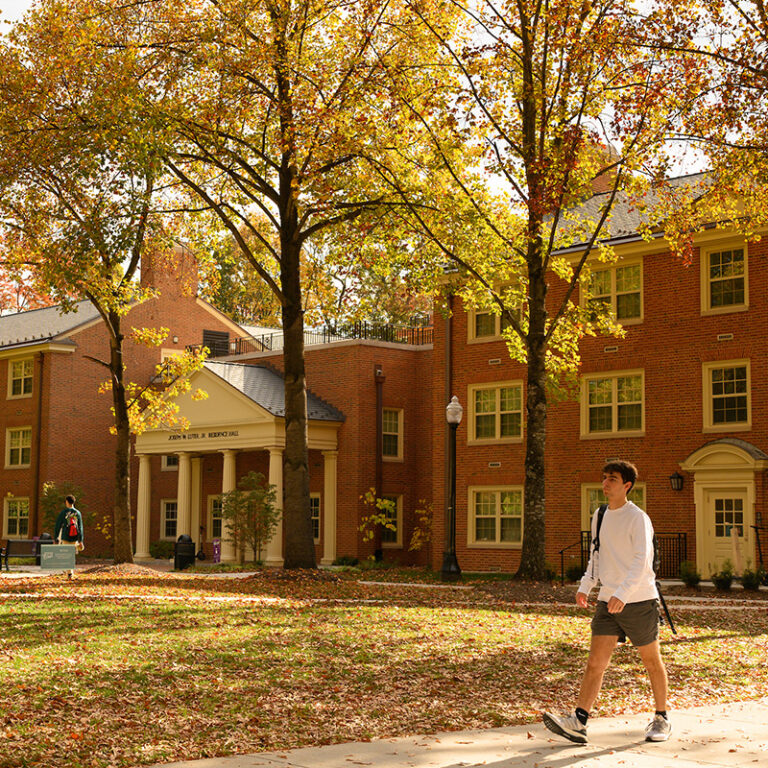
xmin=133 ymin=361 xmax=344 ymax=566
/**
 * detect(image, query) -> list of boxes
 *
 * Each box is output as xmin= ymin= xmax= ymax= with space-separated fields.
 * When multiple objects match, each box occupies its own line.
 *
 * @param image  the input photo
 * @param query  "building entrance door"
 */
xmin=702 ymin=488 xmax=749 ymax=575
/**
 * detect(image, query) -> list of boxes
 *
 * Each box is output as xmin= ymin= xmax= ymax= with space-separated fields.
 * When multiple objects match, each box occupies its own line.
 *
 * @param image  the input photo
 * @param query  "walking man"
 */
xmin=543 ymin=460 xmax=671 ymax=744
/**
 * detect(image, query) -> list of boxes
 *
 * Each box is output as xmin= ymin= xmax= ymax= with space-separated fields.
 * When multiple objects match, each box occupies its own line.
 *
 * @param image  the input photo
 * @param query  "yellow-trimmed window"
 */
xmin=382 ymin=408 xmax=403 ymax=461
xmin=469 ymin=383 xmax=523 ymax=443
xmin=702 ymin=245 xmax=747 ymax=313
xmin=4 ymin=497 xmax=29 ymax=538
xmin=6 ymin=427 xmax=32 ymax=468
xmin=208 ymin=496 xmax=223 ymax=540
xmin=310 ymin=493 xmax=321 ymax=542
xmin=469 ymin=487 xmax=523 ymax=546
xmin=381 ymin=494 xmax=402 ymax=547
xmin=8 ymin=359 xmax=33 ymax=398
xmin=587 ymin=262 xmax=642 ymax=322
xmin=703 ymin=360 xmax=751 ymax=431
xmin=161 ymin=500 xmax=178 ymax=540
xmin=581 ymin=371 xmax=644 ymax=437
xmin=581 ymin=484 xmax=646 ymax=531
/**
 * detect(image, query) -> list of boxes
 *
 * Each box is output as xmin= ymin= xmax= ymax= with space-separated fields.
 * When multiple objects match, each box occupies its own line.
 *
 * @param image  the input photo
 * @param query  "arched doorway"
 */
xmin=680 ymin=439 xmax=768 ymax=576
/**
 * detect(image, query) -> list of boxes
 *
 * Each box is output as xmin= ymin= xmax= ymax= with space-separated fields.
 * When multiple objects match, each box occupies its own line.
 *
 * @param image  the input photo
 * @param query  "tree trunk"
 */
xmin=109 ymin=313 xmax=134 ymax=564
xmin=280 ymin=239 xmax=317 ymax=569
xmin=517 ymin=250 xmax=548 ymax=580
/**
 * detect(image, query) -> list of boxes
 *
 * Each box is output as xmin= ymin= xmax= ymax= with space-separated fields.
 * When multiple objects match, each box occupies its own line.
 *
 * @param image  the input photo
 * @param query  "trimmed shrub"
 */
xmin=149 ymin=540 xmax=174 ymax=559
xmin=565 ymin=563 xmax=584 ymax=583
xmin=710 ymin=560 xmax=734 ymax=591
xmin=741 ymin=568 xmax=763 ymax=591
xmin=679 ymin=560 xmax=701 ymax=588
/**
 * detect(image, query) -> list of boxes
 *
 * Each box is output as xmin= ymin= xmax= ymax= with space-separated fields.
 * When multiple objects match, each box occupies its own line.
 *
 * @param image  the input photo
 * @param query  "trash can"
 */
xmin=212 ymin=539 xmax=221 ymax=564
xmin=174 ymin=534 xmax=196 ymax=571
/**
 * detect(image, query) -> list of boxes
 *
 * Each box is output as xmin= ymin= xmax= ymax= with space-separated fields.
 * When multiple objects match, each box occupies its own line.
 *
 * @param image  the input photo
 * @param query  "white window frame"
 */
xmin=580 ymin=484 xmax=647 ymax=531
xmin=162 ymin=454 xmax=179 ymax=471
xmin=5 ymin=427 xmax=32 ymax=468
xmin=468 ymin=382 xmax=524 ymax=445
xmin=3 ymin=496 xmax=30 ymax=539
xmin=161 ymin=499 xmax=178 ymax=541
xmin=583 ymin=259 xmax=643 ymax=324
xmin=700 ymin=242 xmax=748 ymax=315
xmin=382 ymin=408 xmax=404 ymax=462
xmin=310 ymin=493 xmax=321 ymax=543
xmin=702 ymin=359 xmax=751 ymax=432
xmin=8 ymin=358 xmax=33 ymax=400
xmin=468 ymin=486 xmax=523 ymax=548
xmin=580 ymin=369 xmax=645 ymax=439
xmin=381 ymin=494 xmax=403 ymax=548
xmin=207 ymin=495 xmax=224 ymax=541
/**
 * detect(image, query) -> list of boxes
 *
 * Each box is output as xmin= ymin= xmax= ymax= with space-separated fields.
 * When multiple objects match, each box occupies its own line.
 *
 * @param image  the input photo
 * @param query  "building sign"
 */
xmin=168 ymin=430 xmax=240 ymax=442
xmin=40 ymin=544 xmax=76 ymax=570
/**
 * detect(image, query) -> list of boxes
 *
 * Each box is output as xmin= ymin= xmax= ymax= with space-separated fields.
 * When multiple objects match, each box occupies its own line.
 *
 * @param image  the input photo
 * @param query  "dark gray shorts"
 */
xmin=591 ymin=599 xmax=659 ymax=647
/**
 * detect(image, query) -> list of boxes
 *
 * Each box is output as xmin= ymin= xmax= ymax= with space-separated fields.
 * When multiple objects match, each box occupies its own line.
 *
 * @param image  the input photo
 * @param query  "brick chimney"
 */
xmin=140 ymin=244 xmax=199 ymax=298
xmin=589 ymin=142 xmax=620 ymax=195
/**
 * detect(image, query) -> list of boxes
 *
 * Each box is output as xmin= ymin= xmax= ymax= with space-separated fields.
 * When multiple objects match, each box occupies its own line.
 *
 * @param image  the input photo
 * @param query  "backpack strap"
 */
xmin=592 ymin=503 xmax=608 ymax=554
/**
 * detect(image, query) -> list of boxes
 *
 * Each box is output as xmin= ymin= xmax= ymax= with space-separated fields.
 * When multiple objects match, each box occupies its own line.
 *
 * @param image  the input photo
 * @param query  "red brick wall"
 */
xmin=243 ymin=340 xmax=434 ymax=564
xmin=431 ymin=238 xmax=768 ymax=573
xmin=0 ymin=294 xmax=241 ymax=556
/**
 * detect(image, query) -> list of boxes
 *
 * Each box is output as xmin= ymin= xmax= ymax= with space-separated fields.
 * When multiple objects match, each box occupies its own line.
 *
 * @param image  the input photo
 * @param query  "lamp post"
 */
xmin=442 ymin=395 xmax=463 ymax=581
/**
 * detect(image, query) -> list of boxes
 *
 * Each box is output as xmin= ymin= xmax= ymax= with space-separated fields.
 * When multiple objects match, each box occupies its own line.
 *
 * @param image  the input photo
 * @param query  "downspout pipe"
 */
xmin=374 ymin=364 xmax=386 ymax=560
xmin=32 ymin=351 xmax=45 ymax=535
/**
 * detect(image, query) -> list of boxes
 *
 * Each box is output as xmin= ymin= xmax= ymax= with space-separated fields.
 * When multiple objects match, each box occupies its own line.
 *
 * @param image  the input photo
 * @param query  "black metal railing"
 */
xmin=225 ymin=322 xmax=433 ymax=357
xmin=579 ymin=530 xmax=687 ymax=580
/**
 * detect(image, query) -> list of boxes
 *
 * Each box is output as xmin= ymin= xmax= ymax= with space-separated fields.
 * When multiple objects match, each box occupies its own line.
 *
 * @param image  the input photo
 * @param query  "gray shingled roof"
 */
xmin=204 ymin=361 xmax=345 ymax=422
xmin=0 ymin=300 xmax=100 ymax=349
xmin=555 ymin=172 xmax=711 ymax=252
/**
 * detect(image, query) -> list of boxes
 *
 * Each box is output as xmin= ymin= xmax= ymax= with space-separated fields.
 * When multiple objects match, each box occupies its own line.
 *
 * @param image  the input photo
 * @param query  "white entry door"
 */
xmin=702 ymin=489 xmax=750 ymax=575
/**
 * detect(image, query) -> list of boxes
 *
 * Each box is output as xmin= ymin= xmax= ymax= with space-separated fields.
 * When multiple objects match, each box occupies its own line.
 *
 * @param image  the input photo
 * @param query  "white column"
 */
xmin=176 ymin=452 xmax=192 ymax=537
xmin=265 ymin=447 xmax=284 ymax=567
xmin=220 ymin=450 xmax=237 ymax=562
xmin=190 ymin=457 xmax=202 ymax=548
xmin=321 ymin=450 xmax=338 ymax=565
xmin=135 ymin=454 xmax=152 ymax=559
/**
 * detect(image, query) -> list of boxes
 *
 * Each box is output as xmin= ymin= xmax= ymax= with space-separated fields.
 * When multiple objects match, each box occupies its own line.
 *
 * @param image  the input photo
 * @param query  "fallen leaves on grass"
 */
xmin=0 ymin=571 xmax=765 ymax=768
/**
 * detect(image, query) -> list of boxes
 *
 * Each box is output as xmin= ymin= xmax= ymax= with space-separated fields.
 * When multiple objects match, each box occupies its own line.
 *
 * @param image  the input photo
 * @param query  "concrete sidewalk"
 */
xmin=150 ymin=699 xmax=768 ymax=768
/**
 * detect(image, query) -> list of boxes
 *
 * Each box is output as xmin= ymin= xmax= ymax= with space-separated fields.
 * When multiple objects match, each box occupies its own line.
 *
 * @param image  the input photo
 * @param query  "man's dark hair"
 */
xmin=65 ymin=495 xmax=76 ymax=505
xmin=602 ymin=460 xmax=638 ymax=490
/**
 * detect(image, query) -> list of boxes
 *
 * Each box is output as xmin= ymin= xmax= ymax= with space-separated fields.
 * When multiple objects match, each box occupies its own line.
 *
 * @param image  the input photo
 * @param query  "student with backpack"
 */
xmin=54 ymin=495 xmax=84 ymax=577
xmin=542 ymin=460 xmax=671 ymax=745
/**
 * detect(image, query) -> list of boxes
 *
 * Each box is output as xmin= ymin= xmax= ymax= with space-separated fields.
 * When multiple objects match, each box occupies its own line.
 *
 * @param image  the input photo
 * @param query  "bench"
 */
xmin=1 ymin=539 xmax=50 ymax=571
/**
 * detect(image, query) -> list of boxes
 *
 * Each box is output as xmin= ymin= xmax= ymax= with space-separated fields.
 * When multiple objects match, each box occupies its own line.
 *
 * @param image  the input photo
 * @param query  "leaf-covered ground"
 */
xmin=0 ymin=568 xmax=766 ymax=768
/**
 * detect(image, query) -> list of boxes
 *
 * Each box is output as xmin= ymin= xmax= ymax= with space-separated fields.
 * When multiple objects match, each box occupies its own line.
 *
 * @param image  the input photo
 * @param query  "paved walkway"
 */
xmin=149 ymin=699 xmax=768 ymax=768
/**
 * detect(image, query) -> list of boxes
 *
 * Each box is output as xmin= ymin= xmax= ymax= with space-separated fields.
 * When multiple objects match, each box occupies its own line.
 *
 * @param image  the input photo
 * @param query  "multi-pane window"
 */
xmin=210 ymin=497 xmax=223 ymax=539
xmin=472 ymin=384 xmax=523 ymax=441
xmin=583 ymin=372 xmax=643 ymax=436
xmin=584 ymin=485 xmax=646 ymax=530
xmin=714 ymin=497 xmax=744 ymax=538
xmin=471 ymin=310 xmax=513 ymax=340
xmin=9 ymin=359 xmax=33 ymax=398
xmin=471 ymin=488 xmax=523 ymax=545
xmin=708 ymin=248 xmax=745 ymax=309
xmin=6 ymin=428 xmax=32 ymax=467
xmin=162 ymin=454 xmax=179 ymax=470
xmin=310 ymin=494 xmax=321 ymax=541
xmin=162 ymin=501 xmax=178 ymax=540
xmin=382 ymin=409 xmax=402 ymax=460
xmin=588 ymin=263 xmax=642 ymax=322
xmin=5 ymin=498 xmax=29 ymax=538
xmin=381 ymin=495 xmax=401 ymax=546
xmin=710 ymin=365 xmax=748 ymax=424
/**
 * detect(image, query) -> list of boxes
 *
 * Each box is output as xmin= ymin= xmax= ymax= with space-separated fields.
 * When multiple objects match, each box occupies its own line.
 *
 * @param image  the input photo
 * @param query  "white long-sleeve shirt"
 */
xmin=579 ymin=500 xmax=658 ymax=604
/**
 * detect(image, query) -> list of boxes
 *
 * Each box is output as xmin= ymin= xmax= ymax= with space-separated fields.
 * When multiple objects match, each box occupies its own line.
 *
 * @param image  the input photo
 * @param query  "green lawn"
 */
xmin=0 ymin=572 xmax=766 ymax=768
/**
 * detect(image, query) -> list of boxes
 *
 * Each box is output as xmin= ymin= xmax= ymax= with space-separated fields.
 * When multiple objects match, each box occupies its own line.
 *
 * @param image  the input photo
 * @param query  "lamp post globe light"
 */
xmin=442 ymin=396 xmax=463 ymax=581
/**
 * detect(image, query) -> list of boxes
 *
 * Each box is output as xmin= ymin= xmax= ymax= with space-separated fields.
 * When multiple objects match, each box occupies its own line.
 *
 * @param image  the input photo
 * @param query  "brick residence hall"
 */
xmin=3 ymin=179 xmax=768 ymax=578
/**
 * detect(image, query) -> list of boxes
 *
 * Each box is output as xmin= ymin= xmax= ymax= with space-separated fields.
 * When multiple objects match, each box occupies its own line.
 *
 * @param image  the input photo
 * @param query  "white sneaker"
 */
xmin=645 ymin=714 xmax=672 ymax=742
xmin=542 ymin=711 xmax=587 ymax=744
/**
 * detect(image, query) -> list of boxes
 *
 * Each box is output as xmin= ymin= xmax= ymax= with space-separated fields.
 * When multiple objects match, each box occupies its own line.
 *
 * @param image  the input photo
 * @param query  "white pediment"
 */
xmin=172 ymin=367 xmax=274 ymax=428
